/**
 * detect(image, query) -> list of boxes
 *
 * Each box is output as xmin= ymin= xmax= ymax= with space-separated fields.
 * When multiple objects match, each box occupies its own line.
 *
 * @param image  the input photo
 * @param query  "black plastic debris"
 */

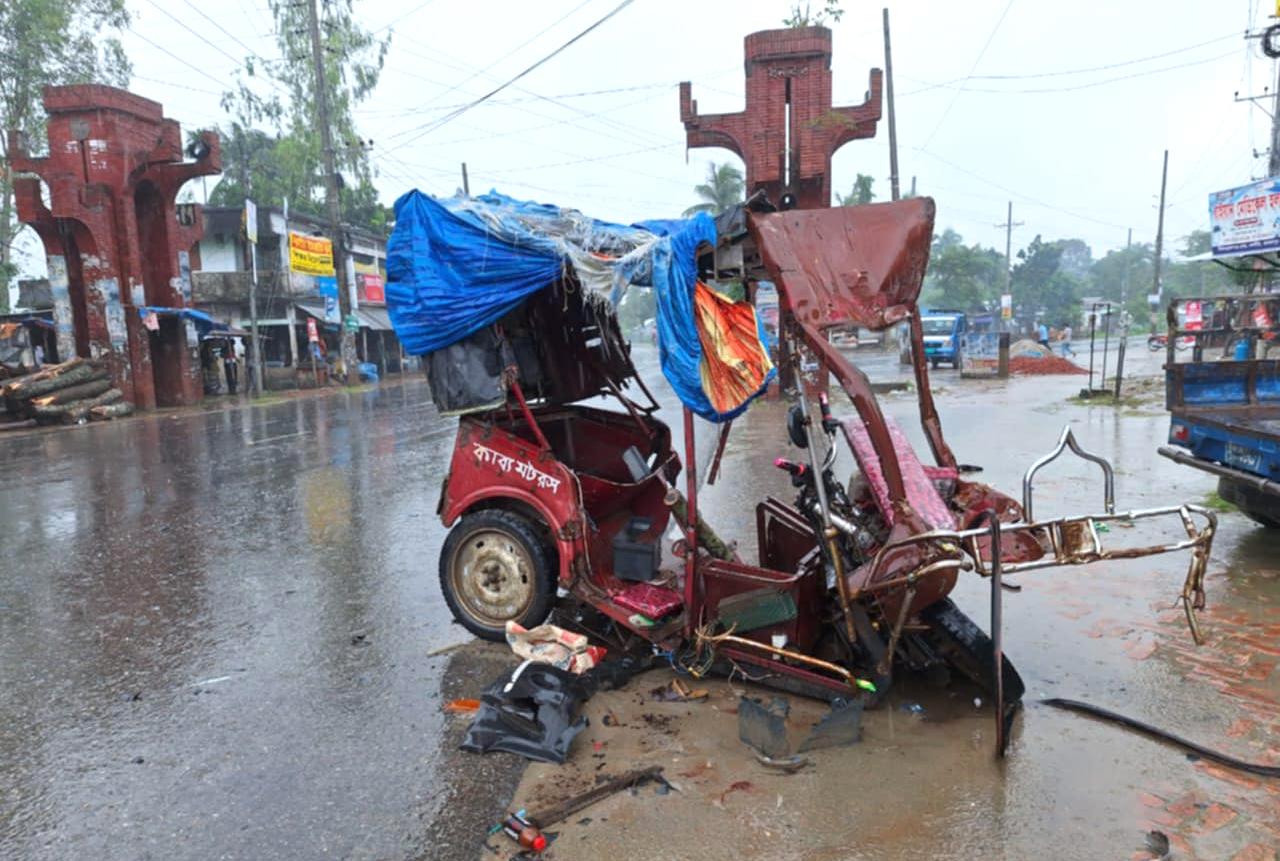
xmin=583 ymin=653 xmax=652 ymax=692
xmin=798 ymin=697 xmax=864 ymax=752
xmin=738 ymin=696 xmax=790 ymax=760
xmin=1144 ymin=830 xmax=1171 ymax=861
xmin=461 ymin=661 xmax=591 ymax=763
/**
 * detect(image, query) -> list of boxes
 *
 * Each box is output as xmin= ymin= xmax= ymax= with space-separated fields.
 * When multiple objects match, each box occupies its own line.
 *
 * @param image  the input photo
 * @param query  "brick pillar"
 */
xmin=680 ymin=26 xmax=882 ymax=210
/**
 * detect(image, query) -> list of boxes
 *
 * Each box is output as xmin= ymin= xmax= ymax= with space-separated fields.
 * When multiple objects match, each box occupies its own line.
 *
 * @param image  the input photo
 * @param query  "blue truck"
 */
xmin=1159 ymin=293 xmax=1280 ymax=528
xmin=919 ymin=309 xmax=967 ymax=369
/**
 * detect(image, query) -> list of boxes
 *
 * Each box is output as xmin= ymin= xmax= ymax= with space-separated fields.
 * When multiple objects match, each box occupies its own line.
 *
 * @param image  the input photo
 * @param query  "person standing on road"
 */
xmin=1037 ymin=321 xmax=1050 ymax=349
xmin=1060 ymin=323 xmax=1075 ymax=357
xmin=223 ymin=345 xmax=239 ymax=395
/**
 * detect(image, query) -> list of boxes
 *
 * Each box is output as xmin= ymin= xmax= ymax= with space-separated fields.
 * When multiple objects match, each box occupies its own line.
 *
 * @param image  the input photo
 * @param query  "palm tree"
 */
xmin=684 ymin=162 xmax=745 ymax=216
xmin=835 ymin=173 xmax=876 ymax=207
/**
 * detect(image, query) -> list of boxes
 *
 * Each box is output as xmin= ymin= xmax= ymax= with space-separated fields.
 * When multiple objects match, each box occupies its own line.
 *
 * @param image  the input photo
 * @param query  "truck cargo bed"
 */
xmin=1171 ymin=404 xmax=1280 ymax=442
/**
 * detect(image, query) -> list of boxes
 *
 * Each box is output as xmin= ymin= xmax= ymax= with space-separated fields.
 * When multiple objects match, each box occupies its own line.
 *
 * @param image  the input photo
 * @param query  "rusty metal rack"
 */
xmin=837 ymin=425 xmax=1217 ymax=756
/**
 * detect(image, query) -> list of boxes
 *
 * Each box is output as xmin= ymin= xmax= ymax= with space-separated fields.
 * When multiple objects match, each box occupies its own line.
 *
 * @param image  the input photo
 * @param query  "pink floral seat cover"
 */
xmin=840 ymin=415 xmax=957 ymax=530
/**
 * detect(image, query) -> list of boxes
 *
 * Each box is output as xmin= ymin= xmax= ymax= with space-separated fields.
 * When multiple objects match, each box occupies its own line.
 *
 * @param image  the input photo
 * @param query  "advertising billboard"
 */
xmin=1209 ymin=178 xmax=1280 ymax=256
xmin=289 ymin=232 xmax=335 ymax=275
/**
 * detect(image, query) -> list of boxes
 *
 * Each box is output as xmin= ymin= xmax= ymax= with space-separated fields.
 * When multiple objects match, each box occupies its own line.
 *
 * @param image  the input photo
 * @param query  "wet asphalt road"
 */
xmin=1 ymin=338 xmax=1276 ymax=861
xmin=0 ymin=345 xmax=714 ymax=861
xmin=0 ymin=379 xmax=488 ymax=860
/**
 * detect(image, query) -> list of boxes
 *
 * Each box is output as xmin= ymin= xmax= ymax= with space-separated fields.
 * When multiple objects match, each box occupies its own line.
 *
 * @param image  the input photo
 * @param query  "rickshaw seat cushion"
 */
xmin=840 ymin=416 xmax=956 ymax=530
xmin=612 ymin=583 xmax=683 ymax=619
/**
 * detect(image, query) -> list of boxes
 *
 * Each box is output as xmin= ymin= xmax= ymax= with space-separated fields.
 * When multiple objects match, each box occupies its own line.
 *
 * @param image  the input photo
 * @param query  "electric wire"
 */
xmin=127 ymin=26 xmax=235 ymax=89
xmin=383 ymin=0 xmax=638 ymax=152
xmin=379 ymin=47 xmax=676 ymax=148
xmin=920 ymin=0 xmax=1016 ymax=148
xmin=951 ymin=50 xmax=1239 ymax=95
xmin=412 ymin=0 xmax=600 ymax=113
xmin=912 ymin=146 xmax=1131 ymax=231
xmin=140 ymin=0 xmax=253 ymax=70
xmin=972 ymin=31 xmax=1240 ymax=81
xmin=177 ymin=0 xmax=281 ymax=65
xmin=369 ymin=0 xmax=443 ymax=35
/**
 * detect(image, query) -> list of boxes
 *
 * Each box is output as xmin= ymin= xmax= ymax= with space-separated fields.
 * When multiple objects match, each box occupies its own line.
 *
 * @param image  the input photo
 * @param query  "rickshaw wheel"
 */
xmin=439 ymin=509 xmax=555 ymax=641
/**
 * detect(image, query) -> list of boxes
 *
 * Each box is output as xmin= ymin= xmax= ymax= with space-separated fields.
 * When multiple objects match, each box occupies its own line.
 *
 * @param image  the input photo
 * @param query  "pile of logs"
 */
xmin=0 ymin=358 xmax=134 ymax=429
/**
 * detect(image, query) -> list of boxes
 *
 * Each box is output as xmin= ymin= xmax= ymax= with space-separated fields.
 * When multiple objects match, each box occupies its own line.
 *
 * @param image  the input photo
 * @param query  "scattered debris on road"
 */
xmin=491 ymin=766 xmax=667 ymax=854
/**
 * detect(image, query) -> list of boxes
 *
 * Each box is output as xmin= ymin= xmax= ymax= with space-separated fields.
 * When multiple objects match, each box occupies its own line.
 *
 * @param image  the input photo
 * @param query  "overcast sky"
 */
xmin=13 ymin=0 xmax=1279 ymax=280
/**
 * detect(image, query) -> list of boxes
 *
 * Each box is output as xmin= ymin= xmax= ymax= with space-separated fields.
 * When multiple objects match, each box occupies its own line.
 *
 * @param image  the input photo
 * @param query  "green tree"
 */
xmin=922 ymin=230 xmax=1003 ymax=310
xmin=209 ymin=127 xmax=303 ymax=210
xmin=784 ymin=0 xmax=844 ymax=27
xmin=684 ymin=162 xmax=744 ymax=216
xmin=1089 ymin=242 xmax=1152 ymax=323
xmin=0 ymin=0 xmax=131 ymax=312
xmin=932 ymin=227 xmax=964 ymax=253
xmin=1011 ymin=235 xmax=1082 ymax=326
xmin=218 ymin=0 xmax=389 ymax=233
xmin=835 ymin=173 xmax=876 ymax=207
xmin=1056 ymin=238 xmax=1093 ymax=280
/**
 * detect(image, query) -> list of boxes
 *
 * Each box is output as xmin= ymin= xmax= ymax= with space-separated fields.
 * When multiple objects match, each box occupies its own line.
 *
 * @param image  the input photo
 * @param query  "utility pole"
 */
xmin=306 ymin=0 xmax=356 ymax=375
xmin=994 ymin=201 xmax=1024 ymax=332
xmin=1120 ymin=227 xmax=1132 ymax=310
xmin=1114 ymin=227 xmax=1133 ymax=399
xmin=996 ymin=201 xmax=1023 ymax=294
xmin=1153 ymin=150 xmax=1169 ymax=304
xmin=883 ymin=8 xmax=900 ymax=201
xmin=1235 ymin=27 xmax=1280 ymax=174
xmin=1270 ymin=58 xmax=1280 ymax=177
xmin=246 ymin=199 xmax=263 ymax=396
xmin=461 ymin=162 xmax=470 ymax=197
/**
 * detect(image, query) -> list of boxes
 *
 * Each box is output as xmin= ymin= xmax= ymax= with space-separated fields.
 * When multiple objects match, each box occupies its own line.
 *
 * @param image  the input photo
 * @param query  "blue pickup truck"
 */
xmin=1159 ymin=293 xmax=1280 ymax=528
xmin=920 ymin=309 xmax=967 ymax=369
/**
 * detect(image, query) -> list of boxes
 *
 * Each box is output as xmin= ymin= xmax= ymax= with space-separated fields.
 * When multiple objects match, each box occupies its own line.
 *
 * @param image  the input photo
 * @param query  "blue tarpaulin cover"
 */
xmin=386 ymin=190 xmax=773 ymax=422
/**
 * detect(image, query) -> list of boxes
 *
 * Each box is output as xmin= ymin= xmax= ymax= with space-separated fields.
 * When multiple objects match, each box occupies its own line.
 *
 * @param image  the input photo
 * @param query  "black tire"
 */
xmin=439 ymin=509 xmax=556 ymax=641
xmin=919 ymin=598 xmax=1025 ymax=716
xmin=1218 ymin=478 xmax=1280 ymax=529
xmin=930 ymin=359 xmax=939 ymax=370
xmin=951 ymin=357 xmax=961 ymax=370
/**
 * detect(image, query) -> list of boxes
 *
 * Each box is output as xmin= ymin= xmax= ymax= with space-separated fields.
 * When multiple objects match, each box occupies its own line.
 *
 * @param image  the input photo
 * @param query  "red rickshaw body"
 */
xmin=428 ymin=197 xmax=1215 ymax=740
xmin=442 ymin=401 xmax=679 ymax=608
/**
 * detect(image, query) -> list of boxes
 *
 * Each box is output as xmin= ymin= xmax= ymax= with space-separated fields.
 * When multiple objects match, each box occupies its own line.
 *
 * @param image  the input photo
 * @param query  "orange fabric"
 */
xmin=693 ymin=281 xmax=774 ymax=415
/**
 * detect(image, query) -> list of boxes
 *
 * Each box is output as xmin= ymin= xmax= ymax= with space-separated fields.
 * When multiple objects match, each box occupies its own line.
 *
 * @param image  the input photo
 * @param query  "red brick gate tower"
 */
xmin=680 ymin=27 xmax=882 ymax=210
xmin=7 ymin=85 xmax=220 ymax=409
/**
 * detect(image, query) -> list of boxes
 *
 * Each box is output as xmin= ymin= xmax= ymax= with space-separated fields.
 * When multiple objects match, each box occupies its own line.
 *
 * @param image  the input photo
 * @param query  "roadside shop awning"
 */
xmin=294 ymin=300 xmax=393 ymax=331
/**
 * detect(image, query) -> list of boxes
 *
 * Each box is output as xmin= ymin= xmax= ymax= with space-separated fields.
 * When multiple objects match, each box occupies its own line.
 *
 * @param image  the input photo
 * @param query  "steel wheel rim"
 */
xmin=450 ymin=528 xmax=535 ymax=627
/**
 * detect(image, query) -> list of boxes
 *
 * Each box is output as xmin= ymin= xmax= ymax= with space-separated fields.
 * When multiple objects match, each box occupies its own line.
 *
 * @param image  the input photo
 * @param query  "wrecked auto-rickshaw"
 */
xmin=387 ymin=190 xmax=1216 ymax=755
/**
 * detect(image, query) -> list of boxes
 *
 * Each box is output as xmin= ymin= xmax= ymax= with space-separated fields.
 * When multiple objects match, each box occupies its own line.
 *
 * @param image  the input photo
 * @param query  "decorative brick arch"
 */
xmin=7 ymin=85 xmax=220 ymax=408
xmin=680 ymin=27 xmax=882 ymax=210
